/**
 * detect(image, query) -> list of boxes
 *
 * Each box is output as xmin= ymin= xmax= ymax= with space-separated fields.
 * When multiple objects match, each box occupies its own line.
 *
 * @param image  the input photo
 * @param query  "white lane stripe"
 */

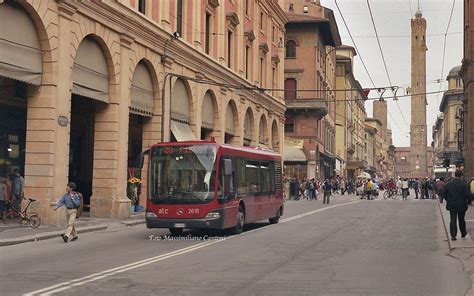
xmin=23 ymin=241 xmax=215 ymax=296
xmin=24 ymin=200 xmax=361 ymax=296
xmin=280 ymin=200 xmax=361 ymax=223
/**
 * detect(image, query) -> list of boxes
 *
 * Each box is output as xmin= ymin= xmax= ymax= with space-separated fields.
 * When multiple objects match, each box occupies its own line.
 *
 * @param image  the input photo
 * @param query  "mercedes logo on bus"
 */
xmin=177 ymin=208 xmax=184 ymax=216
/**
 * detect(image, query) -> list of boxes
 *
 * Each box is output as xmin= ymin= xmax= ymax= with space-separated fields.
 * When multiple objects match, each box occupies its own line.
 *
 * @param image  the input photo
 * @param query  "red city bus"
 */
xmin=140 ymin=140 xmax=284 ymax=235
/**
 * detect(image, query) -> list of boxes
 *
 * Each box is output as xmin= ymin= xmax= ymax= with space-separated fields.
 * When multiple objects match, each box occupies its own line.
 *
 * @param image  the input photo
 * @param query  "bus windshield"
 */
xmin=150 ymin=145 xmax=217 ymax=204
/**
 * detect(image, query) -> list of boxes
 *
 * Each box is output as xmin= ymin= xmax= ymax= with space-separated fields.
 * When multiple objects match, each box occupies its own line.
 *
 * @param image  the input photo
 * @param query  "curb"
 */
xmin=437 ymin=201 xmax=453 ymax=250
xmin=0 ymin=225 xmax=108 ymax=247
xmin=120 ymin=219 xmax=145 ymax=227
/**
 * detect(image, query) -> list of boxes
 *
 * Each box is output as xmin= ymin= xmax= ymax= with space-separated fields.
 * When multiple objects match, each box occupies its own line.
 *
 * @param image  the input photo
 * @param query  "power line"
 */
xmin=334 ymin=0 xmax=377 ymax=88
xmin=436 ymin=0 xmax=457 ymax=106
xmin=409 ymin=0 xmax=413 ymax=16
xmin=367 ymin=0 xmax=410 ymax=131
xmin=341 ymin=31 xmax=462 ymax=39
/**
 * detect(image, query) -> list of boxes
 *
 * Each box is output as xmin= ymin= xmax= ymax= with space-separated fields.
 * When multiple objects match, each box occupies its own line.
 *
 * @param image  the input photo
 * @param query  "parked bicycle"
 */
xmin=2 ymin=197 xmax=41 ymax=228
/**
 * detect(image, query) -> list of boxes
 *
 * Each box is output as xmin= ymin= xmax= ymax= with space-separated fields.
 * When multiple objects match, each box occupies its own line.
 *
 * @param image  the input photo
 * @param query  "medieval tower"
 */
xmin=410 ymin=8 xmax=428 ymax=178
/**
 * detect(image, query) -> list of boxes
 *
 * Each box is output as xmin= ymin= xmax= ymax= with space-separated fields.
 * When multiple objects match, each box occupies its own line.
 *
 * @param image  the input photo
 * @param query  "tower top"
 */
xmin=415 ymin=0 xmax=422 ymax=19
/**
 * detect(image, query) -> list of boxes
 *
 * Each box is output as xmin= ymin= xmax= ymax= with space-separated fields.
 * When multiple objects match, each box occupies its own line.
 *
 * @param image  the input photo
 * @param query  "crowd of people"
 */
xmin=0 ymin=169 xmax=25 ymax=216
xmin=286 ymin=177 xmax=365 ymax=204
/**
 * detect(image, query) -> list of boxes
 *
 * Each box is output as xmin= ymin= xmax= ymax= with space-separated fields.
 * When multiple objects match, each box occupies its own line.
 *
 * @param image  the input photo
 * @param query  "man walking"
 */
xmin=54 ymin=182 xmax=81 ymax=243
xmin=436 ymin=178 xmax=446 ymax=203
xmin=443 ymin=171 xmax=472 ymax=241
xmin=12 ymin=169 xmax=24 ymax=211
xmin=322 ymin=179 xmax=332 ymax=204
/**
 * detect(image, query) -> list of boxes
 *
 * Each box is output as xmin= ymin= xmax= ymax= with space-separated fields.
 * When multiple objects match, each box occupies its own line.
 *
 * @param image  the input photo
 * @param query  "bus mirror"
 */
xmin=136 ymin=149 xmax=150 ymax=169
xmin=223 ymin=159 xmax=233 ymax=176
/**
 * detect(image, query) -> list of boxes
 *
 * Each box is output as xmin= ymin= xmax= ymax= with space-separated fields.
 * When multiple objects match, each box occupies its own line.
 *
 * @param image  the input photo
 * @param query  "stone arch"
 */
xmin=243 ymin=107 xmax=255 ymax=146
xmin=170 ymin=77 xmax=195 ymax=141
xmin=129 ymin=59 xmax=159 ymax=116
xmin=6 ymin=0 xmax=55 ymax=81
xmin=258 ymin=113 xmax=268 ymax=146
xmin=201 ymin=89 xmax=219 ymax=140
xmin=271 ymin=119 xmax=280 ymax=153
xmin=71 ymin=23 xmax=120 ymax=102
xmin=224 ymin=99 xmax=240 ymax=145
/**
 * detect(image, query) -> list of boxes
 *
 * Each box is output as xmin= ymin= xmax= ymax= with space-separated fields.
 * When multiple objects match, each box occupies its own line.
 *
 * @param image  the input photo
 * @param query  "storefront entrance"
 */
xmin=0 ymin=78 xmax=27 ymax=177
xmin=69 ymin=95 xmax=96 ymax=211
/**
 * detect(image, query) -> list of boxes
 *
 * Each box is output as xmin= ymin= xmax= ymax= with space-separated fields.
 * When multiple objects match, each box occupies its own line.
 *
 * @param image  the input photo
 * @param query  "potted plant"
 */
xmin=127 ymin=177 xmax=141 ymax=212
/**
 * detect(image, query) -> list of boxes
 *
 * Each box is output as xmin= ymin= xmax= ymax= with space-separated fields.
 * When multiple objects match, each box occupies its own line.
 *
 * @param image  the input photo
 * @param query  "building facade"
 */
xmin=461 ymin=0 xmax=474 ymax=179
xmin=282 ymin=0 xmax=341 ymax=180
xmin=364 ymin=118 xmax=383 ymax=177
xmin=335 ymin=45 xmax=367 ymax=179
xmin=432 ymin=66 xmax=464 ymax=167
xmin=0 ymin=0 xmax=287 ymax=224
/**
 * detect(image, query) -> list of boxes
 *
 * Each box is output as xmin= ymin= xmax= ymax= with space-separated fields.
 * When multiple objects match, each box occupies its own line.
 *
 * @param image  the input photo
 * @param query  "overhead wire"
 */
xmin=367 ymin=0 xmax=410 ymax=131
xmin=436 ymin=0 xmax=457 ymax=106
xmin=334 ymin=0 xmax=406 ymax=136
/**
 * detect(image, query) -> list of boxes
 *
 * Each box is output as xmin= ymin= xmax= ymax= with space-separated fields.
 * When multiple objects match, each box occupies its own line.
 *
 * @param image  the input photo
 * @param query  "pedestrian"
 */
xmin=322 ymin=179 xmax=332 ymax=204
xmin=12 ymin=169 xmax=24 ymax=211
xmin=436 ymin=178 xmax=446 ymax=203
xmin=443 ymin=171 xmax=473 ymax=241
xmin=308 ymin=178 xmax=316 ymax=200
xmin=413 ymin=179 xmax=420 ymax=199
xmin=401 ymin=178 xmax=409 ymax=200
xmin=0 ymin=174 xmax=7 ymax=217
xmin=54 ymin=182 xmax=81 ymax=243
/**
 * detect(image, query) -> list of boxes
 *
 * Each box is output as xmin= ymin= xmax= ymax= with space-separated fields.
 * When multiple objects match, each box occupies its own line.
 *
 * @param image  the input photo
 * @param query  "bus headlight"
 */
xmin=205 ymin=212 xmax=220 ymax=219
xmin=146 ymin=212 xmax=157 ymax=218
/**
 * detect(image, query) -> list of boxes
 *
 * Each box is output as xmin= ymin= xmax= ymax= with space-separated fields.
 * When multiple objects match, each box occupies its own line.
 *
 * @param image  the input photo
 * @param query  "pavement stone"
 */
xmin=0 ymin=212 xmax=145 ymax=247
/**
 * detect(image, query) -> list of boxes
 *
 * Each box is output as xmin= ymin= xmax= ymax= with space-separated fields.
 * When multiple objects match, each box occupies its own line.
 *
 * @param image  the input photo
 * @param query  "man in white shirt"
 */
xmin=401 ymin=179 xmax=410 ymax=200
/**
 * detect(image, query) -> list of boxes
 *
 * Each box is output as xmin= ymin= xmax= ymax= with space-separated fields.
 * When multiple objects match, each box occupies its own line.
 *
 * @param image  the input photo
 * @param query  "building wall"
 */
xmin=461 ymin=0 xmax=474 ymax=179
xmin=0 ymin=0 xmax=287 ymax=225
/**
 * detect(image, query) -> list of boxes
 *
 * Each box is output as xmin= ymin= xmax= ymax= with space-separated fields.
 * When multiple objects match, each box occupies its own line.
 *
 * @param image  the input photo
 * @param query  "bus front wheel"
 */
xmin=269 ymin=208 xmax=281 ymax=224
xmin=169 ymin=227 xmax=183 ymax=236
xmin=229 ymin=206 xmax=245 ymax=235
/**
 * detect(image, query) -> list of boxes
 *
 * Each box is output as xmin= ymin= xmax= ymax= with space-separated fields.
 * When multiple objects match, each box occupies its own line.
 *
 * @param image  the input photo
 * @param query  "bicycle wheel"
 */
xmin=3 ymin=211 xmax=16 ymax=225
xmin=383 ymin=191 xmax=389 ymax=199
xmin=28 ymin=214 xmax=41 ymax=228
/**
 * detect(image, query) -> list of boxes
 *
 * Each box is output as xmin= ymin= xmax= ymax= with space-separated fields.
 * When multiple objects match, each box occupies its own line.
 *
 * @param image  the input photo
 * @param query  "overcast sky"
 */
xmin=320 ymin=0 xmax=463 ymax=147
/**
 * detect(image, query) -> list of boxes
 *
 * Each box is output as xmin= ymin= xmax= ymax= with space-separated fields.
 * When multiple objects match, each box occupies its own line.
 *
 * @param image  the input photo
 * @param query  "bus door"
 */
xmin=243 ymin=160 xmax=260 ymax=222
xmin=219 ymin=157 xmax=239 ymax=228
xmin=259 ymin=162 xmax=273 ymax=219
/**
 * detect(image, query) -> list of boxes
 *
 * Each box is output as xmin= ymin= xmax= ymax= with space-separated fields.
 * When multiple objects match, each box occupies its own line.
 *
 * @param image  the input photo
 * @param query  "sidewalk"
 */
xmin=437 ymin=201 xmax=474 ymax=249
xmin=0 ymin=212 xmax=145 ymax=246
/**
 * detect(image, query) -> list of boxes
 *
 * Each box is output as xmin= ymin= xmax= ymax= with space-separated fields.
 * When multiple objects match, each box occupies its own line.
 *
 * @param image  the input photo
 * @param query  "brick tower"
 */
xmin=410 ymin=7 xmax=428 ymax=178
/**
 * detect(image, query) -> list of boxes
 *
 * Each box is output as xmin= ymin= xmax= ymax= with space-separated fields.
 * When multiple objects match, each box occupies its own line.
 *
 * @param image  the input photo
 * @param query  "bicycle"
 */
xmin=2 ymin=197 xmax=41 ymax=228
xmin=383 ymin=189 xmax=398 ymax=199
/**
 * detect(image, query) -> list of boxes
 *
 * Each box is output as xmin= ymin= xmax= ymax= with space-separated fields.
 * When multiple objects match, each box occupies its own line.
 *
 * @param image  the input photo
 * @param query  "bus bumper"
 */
xmin=145 ymin=209 xmax=226 ymax=229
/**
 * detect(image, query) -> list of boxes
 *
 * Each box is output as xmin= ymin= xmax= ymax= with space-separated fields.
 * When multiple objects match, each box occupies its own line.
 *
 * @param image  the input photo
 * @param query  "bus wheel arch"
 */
xmin=229 ymin=203 xmax=245 ymax=235
xmin=269 ymin=206 xmax=282 ymax=224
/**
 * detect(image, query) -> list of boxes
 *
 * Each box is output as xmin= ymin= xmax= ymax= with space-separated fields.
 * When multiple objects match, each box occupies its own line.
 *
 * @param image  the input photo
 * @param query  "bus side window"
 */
xmin=260 ymin=163 xmax=271 ymax=194
xmin=246 ymin=161 xmax=260 ymax=195
xmin=236 ymin=158 xmax=247 ymax=196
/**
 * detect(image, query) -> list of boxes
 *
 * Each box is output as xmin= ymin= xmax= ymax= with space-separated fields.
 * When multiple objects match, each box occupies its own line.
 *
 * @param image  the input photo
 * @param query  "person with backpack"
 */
xmin=322 ymin=179 xmax=332 ymax=204
xmin=308 ymin=178 xmax=316 ymax=200
xmin=443 ymin=171 xmax=473 ymax=241
xmin=54 ymin=182 xmax=81 ymax=243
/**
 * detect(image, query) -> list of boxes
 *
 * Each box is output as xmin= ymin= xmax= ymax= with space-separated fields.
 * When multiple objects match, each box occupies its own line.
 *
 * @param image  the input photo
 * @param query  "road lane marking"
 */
xmin=280 ymin=200 xmax=361 ymax=223
xmin=24 ymin=200 xmax=361 ymax=296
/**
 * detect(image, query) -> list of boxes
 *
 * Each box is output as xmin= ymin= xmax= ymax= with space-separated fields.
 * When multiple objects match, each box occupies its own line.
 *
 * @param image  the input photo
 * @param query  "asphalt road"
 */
xmin=0 ymin=196 xmax=468 ymax=296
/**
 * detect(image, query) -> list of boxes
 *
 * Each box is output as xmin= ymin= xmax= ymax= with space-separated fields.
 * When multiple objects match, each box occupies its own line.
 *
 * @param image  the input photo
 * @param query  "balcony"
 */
xmin=285 ymin=99 xmax=328 ymax=118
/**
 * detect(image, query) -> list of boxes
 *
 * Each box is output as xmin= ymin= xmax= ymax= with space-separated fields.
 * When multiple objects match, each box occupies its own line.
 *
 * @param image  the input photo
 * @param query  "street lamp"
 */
xmin=161 ymin=31 xmax=180 ymax=65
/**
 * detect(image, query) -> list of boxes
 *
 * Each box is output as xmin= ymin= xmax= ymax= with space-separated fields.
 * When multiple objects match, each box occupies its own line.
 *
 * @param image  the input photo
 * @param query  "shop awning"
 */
xmin=72 ymin=37 xmax=109 ymax=103
xmin=170 ymin=120 xmax=196 ymax=141
xmin=130 ymin=62 xmax=154 ymax=117
xmin=283 ymin=146 xmax=307 ymax=162
xmin=0 ymin=3 xmax=42 ymax=85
